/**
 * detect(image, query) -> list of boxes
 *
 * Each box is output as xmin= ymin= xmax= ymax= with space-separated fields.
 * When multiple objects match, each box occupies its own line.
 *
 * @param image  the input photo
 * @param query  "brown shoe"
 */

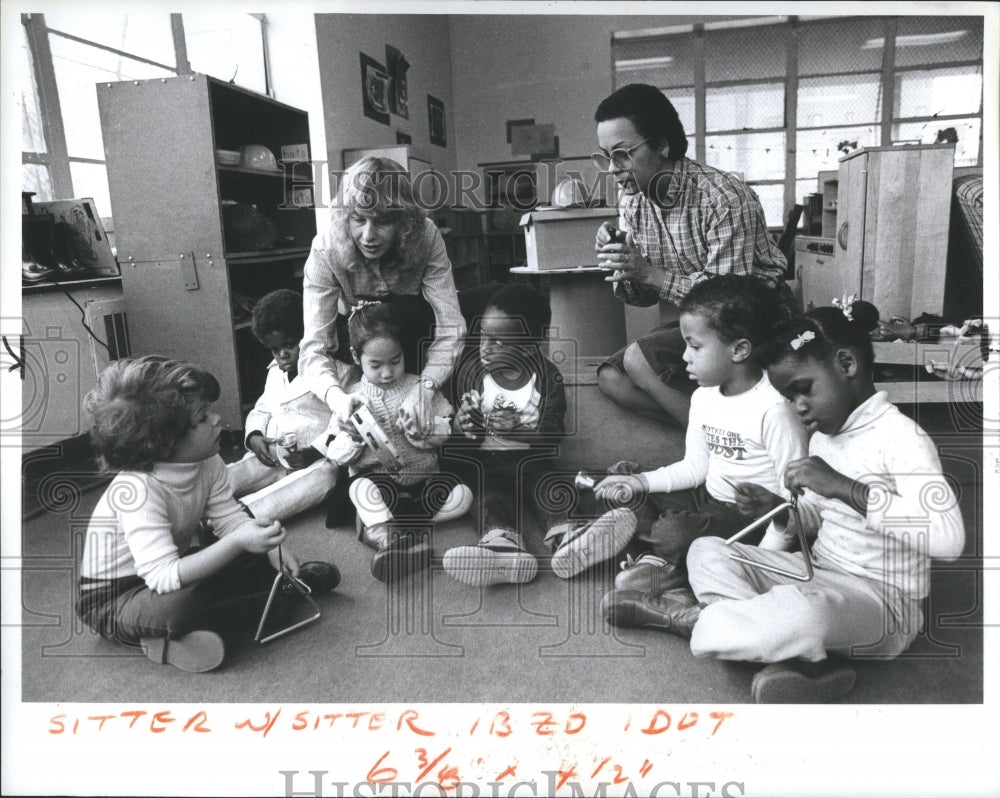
xmin=365 ymin=522 xmax=432 ymax=582
xmin=751 ymin=659 xmax=857 ymax=704
xmin=600 ymin=587 xmax=702 ymax=639
xmin=141 ymin=630 xmax=225 ymax=673
xmin=615 ymin=553 xmax=687 ymax=594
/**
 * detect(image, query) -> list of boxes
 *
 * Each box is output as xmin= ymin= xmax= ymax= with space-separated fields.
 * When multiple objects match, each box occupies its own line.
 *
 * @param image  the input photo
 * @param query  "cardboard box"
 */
xmin=519 ymin=207 xmax=616 ymax=270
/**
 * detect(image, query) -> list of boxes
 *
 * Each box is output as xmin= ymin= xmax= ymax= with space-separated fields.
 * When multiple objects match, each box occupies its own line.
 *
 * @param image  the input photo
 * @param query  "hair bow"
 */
xmin=831 ymin=294 xmax=857 ymax=321
xmin=790 ymin=330 xmax=816 ymax=351
xmin=349 ymin=299 xmax=382 ymax=319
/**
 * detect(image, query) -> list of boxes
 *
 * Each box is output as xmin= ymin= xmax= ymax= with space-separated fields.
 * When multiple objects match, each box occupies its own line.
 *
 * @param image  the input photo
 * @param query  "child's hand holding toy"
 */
xmin=455 ymin=390 xmax=485 ymax=437
xmin=247 ymin=433 xmax=279 ymax=467
xmin=732 ymin=482 xmax=788 ymax=523
xmin=593 ymin=473 xmax=650 ymax=505
xmin=397 ymin=405 xmax=421 ymax=439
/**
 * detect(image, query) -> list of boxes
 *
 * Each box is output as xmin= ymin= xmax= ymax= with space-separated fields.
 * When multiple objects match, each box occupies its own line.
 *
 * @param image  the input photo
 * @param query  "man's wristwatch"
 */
xmin=420 ymin=377 xmax=436 ymax=391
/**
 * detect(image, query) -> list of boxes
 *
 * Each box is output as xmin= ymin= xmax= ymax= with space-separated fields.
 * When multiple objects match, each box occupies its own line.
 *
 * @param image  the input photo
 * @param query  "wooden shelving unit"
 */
xmin=98 ymin=74 xmax=317 ymax=429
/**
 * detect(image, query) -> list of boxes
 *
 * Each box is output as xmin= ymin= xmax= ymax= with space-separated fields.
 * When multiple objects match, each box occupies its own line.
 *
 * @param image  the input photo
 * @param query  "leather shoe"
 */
xmin=751 ymin=659 xmax=857 ymax=704
xmin=141 ymin=630 xmax=225 ymax=673
xmin=295 ymin=561 xmax=341 ymax=595
xmin=615 ymin=553 xmax=687 ymax=593
xmin=368 ymin=524 xmax=432 ymax=582
xmin=600 ymin=588 xmax=702 ymax=639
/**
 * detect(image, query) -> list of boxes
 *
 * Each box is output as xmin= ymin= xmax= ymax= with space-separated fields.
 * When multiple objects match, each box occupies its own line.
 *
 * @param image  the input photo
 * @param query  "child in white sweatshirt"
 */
xmin=594 ymin=274 xmax=807 ymax=594
xmin=606 ymin=298 xmax=966 ymax=703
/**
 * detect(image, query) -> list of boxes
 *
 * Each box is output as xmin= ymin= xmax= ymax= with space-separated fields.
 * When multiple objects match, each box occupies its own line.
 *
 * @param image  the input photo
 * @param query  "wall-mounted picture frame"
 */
xmin=506 ymin=117 xmax=535 ymax=145
xmin=385 ymin=45 xmax=410 ymax=119
xmin=510 ymin=123 xmax=556 ymax=156
xmin=360 ymin=52 xmax=390 ymax=125
xmin=427 ymin=94 xmax=446 ymax=148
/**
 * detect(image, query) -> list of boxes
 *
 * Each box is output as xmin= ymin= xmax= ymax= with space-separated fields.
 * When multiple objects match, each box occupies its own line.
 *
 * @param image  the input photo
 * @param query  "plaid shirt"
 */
xmin=616 ymin=158 xmax=787 ymax=307
xmin=300 ymin=217 xmax=466 ymax=403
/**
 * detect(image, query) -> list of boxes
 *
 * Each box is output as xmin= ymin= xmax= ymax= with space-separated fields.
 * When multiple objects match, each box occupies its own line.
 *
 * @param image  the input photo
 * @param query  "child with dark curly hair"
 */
xmin=441 ymin=284 xmax=636 ymax=586
xmin=227 ymin=289 xmax=339 ymax=522
xmin=77 ymin=355 xmax=340 ymax=672
xmin=598 ymin=274 xmax=807 ymax=608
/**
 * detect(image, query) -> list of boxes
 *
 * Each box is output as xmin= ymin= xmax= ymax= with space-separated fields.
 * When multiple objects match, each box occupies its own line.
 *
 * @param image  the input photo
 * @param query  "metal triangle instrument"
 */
xmin=725 ymin=495 xmax=814 ymax=582
xmin=254 ymin=544 xmax=322 ymax=644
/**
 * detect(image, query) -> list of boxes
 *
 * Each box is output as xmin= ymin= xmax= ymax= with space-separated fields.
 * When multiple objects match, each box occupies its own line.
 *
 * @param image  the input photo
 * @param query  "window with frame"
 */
xmin=611 ymin=15 xmax=984 ymax=228
xmin=21 ymin=11 xmax=268 ymax=227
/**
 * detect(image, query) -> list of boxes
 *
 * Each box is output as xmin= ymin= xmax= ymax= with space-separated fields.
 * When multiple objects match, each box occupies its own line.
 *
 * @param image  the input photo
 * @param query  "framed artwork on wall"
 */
xmin=359 ymin=52 xmax=390 ymax=125
xmin=385 ymin=45 xmax=410 ymax=119
xmin=427 ymin=94 xmax=446 ymax=148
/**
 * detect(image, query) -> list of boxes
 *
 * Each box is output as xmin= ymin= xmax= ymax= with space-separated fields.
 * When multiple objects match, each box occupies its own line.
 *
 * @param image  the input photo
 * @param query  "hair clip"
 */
xmin=790 ymin=330 xmax=816 ymax=351
xmin=831 ymin=294 xmax=857 ymax=321
xmin=349 ymin=299 xmax=382 ymax=319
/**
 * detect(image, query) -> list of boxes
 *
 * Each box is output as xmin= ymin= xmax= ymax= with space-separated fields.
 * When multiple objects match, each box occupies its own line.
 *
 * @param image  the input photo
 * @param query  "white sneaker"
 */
xmin=432 ymin=484 xmax=474 ymax=523
xmin=550 ymin=507 xmax=637 ymax=579
xmin=443 ymin=526 xmax=538 ymax=586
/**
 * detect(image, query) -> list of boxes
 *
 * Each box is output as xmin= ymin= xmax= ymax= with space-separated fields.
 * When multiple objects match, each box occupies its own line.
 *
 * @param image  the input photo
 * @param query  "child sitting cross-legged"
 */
xmin=613 ymin=299 xmax=966 ymax=703
xmin=441 ymin=284 xmax=636 ymax=586
xmin=76 ymin=356 xmax=340 ymax=673
xmin=324 ymin=300 xmax=472 ymax=582
xmin=226 ymin=289 xmax=339 ymax=522
xmin=597 ymin=273 xmax=808 ymax=612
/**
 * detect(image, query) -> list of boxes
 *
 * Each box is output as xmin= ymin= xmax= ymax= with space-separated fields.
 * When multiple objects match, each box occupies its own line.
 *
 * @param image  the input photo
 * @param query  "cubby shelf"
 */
xmin=98 ymin=74 xmax=316 ymax=430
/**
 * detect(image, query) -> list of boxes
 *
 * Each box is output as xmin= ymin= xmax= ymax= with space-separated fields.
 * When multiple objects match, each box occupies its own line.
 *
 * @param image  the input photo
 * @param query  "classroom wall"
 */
xmin=266 ymin=12 xmax=331 ymax=235
xmin=447 ymin=13 xmax=747 ymax=190
xmin=308 ymin=13 xmax=752 ymax=207
xmin=313 ymin=14 xmax=457 ymax=184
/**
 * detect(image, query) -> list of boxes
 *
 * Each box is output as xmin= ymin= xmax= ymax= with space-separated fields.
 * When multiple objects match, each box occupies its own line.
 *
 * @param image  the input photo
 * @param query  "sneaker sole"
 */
xmin=142 ymin=630 xmax=225 ymax=673
xmin=751 ymin=664 xmax=857 ymax=704
xmin=442 ymin=546 xmax=538 ymax=586
xmin=551 ymin=508 xmax=637 ymax=579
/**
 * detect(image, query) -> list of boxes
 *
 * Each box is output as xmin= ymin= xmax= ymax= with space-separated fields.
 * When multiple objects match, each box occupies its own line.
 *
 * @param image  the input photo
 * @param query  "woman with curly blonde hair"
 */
xmin=299 ymin=156 xmax=466 ymax=433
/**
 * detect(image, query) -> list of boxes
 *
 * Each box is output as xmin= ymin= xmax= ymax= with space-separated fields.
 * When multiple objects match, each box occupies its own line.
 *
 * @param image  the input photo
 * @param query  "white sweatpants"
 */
xmin=686 ymin=536 xmax=921 ymax=663
xmin=227 ymin=453 xmax=338 ymax=523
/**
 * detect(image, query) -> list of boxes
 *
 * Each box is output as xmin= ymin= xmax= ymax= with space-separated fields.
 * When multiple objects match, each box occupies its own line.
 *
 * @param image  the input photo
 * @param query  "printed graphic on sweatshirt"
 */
xmin=702 ymin=424 xmax=747 ymax=460
xmin=482 ymin=372 xmax=540 ymax=436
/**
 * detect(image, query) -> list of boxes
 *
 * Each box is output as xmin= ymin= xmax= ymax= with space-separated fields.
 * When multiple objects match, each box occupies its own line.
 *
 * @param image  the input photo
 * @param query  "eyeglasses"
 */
xmin=591 ymin=138 xmax=651 ymax=171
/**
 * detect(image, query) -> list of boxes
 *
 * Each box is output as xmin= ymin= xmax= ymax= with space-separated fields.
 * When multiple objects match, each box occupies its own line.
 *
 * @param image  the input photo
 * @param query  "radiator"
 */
xmin=84 ymin=297 xmax=131 ymax=377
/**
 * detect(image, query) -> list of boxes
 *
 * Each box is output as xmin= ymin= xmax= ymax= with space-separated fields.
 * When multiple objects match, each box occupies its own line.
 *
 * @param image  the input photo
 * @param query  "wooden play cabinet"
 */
xmin=835 ymin=144 xmax=954 ymax=320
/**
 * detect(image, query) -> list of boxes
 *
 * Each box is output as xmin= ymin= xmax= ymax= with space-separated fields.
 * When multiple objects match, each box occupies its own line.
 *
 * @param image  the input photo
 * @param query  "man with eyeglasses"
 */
xmin=592 ymin=83 xmax=788 ymax=428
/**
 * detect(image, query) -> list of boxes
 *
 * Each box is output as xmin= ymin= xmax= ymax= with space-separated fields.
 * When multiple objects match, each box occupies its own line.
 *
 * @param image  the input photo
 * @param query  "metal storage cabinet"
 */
xmin=835 ymin=144 xmax=954 ymax=319
xmin=97 ymin=75 xmax=317 ymax=430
